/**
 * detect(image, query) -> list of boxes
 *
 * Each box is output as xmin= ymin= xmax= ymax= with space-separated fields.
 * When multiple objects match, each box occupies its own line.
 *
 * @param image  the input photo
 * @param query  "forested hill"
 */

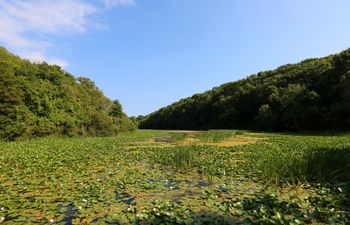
xmin=0 ymin=47 xmax=136 ymax=141
xmin=140 ymin=49 xmax=350 ymax=131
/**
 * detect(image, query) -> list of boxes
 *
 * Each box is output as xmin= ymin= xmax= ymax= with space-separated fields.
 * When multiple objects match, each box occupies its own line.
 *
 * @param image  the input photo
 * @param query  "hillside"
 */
xmin=140 ymin=49 xmax=350 ymax=131
xmin=0 ymin=47 xmax=136 ymax=141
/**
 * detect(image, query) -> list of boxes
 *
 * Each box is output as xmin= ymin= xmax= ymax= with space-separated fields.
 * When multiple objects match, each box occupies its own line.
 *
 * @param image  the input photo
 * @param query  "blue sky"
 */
xmin=1 ymin=0 xmax=350 ymax=116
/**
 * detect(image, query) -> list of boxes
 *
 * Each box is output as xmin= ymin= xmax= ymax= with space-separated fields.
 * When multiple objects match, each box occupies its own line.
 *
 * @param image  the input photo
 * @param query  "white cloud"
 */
xmin=0 ymin=0 xmax=136 ymax=68
xmin=104 ymin=0 xmax=135 ymax=8
xmin=0 ymin=0 xmax=96 ymax=34
xmin=0 ymin=0 xmax=98 ymax=68
xmin=21 ymin=51 xmax=69 ymax=68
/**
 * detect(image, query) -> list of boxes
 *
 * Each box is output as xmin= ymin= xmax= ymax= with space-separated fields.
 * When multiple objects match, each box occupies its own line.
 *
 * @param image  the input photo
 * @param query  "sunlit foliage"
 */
xmin=140 ymin=49 xmax=350 ymax=131
xmin=0 ymin=47 xmax=136 ymax=140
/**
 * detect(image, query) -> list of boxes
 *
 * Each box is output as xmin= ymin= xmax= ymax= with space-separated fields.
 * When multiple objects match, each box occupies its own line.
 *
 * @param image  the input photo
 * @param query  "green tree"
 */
xmin=0 ymin=46 xmax=136 ymax=141
xmin=110 ymin=100 xmax=123 ymax=118
xmin=140 ymin=48 xmax=350 ymax=131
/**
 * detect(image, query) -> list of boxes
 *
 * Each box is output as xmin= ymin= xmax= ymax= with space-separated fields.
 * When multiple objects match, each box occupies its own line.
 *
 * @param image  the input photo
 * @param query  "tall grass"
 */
xmin=153 ymin=146 xmax=197 ymax=171
xmin=172 ymin=147 xmax=195 ymax=170
xmin=197 ymin=130 xmax=237 ymax=143
xmin=151 ymin=144 xmax=241 ymax=176
xmin=306 ymin=147 xmax=350 ymax=181
xmin=248 ymin=135 xmax=350 ymax=185
xmin=169 ymin=132 xmax=188 ymax=143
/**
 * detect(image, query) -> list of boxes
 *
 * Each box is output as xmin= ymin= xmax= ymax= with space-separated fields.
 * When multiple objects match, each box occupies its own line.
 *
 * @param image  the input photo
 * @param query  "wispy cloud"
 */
xmin=0 ymin=0 xmax=135 ymax=68
xmin=104 ymin=0 xmax=135 ymax=8
xmin=20 ymin=51 xmax=69 ymax=68
xmin=0 ymin=0 xmax=98 ymax=68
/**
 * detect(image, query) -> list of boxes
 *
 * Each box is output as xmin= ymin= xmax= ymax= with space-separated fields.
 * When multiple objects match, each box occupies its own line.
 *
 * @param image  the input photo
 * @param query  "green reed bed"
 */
xmin=248 ymin=134 xmax=350 ymax=185
xmin=197 ymin=130 xmax=238 ymax=143
xmin=150 ymin=145 xmax=242 ymax=176
xmin=169 ymin=132 xmax=188 ymax=143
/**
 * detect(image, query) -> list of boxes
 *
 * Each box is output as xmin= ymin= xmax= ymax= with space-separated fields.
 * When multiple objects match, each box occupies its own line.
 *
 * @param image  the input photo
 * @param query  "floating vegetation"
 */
xmin=116 ymin=193 xmax=136 ymax=206
xmin=0 ymin=130 xmax=349 ymax=224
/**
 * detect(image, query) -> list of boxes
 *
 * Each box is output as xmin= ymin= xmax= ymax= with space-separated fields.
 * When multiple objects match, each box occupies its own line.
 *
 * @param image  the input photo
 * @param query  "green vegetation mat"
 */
xmin=0 ymin=130 xmax=349 ymax=224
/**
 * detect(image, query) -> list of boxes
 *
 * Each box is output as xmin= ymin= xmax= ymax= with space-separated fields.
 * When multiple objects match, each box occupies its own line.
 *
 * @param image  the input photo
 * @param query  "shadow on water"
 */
xmin=116 ymin=192 xmax=136 ymax=206
xmin=197 ymin=175 xmax=210 ymax=187
xmin=163 ymin=177 xmax=212 ymax=190
xmin=56 ymin=204 xmax=78 ymax=225
xmin=198 ymin=181 xmax=210 ymax=187
xmin=164 ymin=180 xmax=180 ymax=190
xmin=217 ymin=186 xmax=229 ymax=193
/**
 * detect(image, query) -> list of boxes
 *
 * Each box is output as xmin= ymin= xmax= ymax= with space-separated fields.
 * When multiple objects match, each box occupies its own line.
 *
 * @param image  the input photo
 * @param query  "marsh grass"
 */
xmin=235 ymin=130 xmax=245 ymax=135
xmin=154 ymin=146 xmax=197 ymax=171
xmin=197 ymin=130 xmax=236 ymax=143
xmin=169 ymin=133 xmax=188 ymax=143
xmin=1 ymin=130 xmax=350 ymax=224
xmin=173 ymin=147 xmax=195 ymax=170
xmin=249 ymin=135 xmax=350 ymax=185
xmin=306 ymin=147 xmax=350 ymax=181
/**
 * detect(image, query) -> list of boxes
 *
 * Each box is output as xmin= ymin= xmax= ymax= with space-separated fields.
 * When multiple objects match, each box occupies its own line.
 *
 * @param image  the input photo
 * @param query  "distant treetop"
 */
xmin=140 ymin=48 xmax=350 ymax=131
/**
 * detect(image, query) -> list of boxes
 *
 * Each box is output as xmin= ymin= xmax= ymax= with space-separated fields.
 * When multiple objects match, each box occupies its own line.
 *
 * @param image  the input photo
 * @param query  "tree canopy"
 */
xmin=0 ymin=47 xmax=136 ymax=141
xmin=140 ymin=48 xmax=350 ymax=131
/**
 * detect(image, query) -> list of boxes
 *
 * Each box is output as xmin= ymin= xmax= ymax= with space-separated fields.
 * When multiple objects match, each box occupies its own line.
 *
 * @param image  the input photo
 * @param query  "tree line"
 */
xmin=0 ymin=47 xmax=136 ymax=141
xmin=140 ymin=48 xmax=350 ymax=131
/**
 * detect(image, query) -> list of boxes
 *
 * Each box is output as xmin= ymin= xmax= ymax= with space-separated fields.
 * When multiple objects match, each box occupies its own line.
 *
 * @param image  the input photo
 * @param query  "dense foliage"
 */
xmin=140 ymin=49 xmax=350 ymax=131
xmin=0 ymin=47 xmax=136 ymax=140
